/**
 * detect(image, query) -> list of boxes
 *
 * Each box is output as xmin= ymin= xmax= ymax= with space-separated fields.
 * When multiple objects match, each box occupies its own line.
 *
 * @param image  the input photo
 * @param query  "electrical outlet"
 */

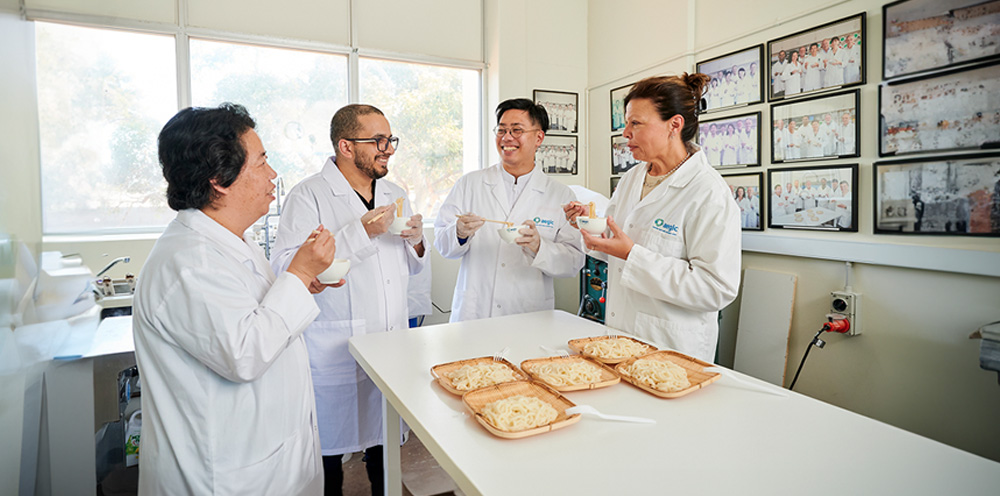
xmin=830 ymin=291 xmax=862 ymax=336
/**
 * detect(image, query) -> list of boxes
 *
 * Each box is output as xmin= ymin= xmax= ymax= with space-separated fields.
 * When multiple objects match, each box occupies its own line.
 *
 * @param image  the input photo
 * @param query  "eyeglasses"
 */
xmin=493 ymin=126 xmax=540 ymax=139
xmin=345 ymin=136 xmax=400 ymax=152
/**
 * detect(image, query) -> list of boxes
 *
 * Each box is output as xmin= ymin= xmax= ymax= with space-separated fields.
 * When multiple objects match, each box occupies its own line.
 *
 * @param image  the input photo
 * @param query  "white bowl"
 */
xmin=317 ymin=258 xmax=350 ymax=284
xmin=577 ymin=216 xmax=607 ymax=235
xmin=497 ymin=225 xmax=527 ymax=244
xmin=388 ymin=216 xmax=409 ymax=235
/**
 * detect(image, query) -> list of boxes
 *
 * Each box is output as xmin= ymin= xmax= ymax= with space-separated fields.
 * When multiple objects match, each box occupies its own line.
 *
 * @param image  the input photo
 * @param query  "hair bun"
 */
xmin=682 ymin=72 xmax=711 ymax=102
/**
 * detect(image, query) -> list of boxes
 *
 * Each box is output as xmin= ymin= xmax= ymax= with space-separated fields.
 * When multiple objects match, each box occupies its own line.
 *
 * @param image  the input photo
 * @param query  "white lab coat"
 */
xmin=590 ymin=149 xmax=741 ymax=362
xmin=271 ymin=157 xmax=425 ymax=456
xmin=434 ymin=164 xmax=585 ymax=322
xmin=133 ymin=209 xmax=322 ymax=495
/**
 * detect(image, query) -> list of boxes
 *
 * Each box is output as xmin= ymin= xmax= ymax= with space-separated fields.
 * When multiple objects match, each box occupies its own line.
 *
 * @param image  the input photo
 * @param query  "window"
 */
xmin=190 ymin=39 xmax=349 ymax=190
xmin=35 ymin=22 xmax=481 ymax=235
xmin=36 ymin=22 xmax=177 ymax=234
xmin=360 ymin=58 xmax=480 ymax=218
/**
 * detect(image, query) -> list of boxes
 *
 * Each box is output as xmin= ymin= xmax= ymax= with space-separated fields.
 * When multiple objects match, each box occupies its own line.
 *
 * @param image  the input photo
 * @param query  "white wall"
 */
xmin=585 ymin=0 xmax=1000 ymax=462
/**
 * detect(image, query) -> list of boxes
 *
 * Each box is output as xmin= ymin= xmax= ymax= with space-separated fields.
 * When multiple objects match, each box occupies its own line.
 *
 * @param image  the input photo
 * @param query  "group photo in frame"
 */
xmin=768 ymin=13 xmax=866 ymax=101
xmin=883 ymin=0 xmax=1000 ymax=80
xmin=535 ymin=134 xmax=577 ymax=175
xmin=874 ymin=153 xmax=1000 ymax=236
xmin=534 ymin=89 xmax=579 ymax=133
xmin=697 ymin=44 xmax=764 ymax=112
xmin=771 ymin=90 xmax=859 ymax=163
xmin=698 ymin=112 xmax=761 ymax=168
xmin=722 ymin=172 xmax=765 ymax=231
xmin=767 ymin=164 xmax=859 ymax=231
xmin=610 ymin=83 xmax=632 ymax=131
xmin=611 ymin=134 xmax=639 ymax=174
xmin=879 ymin=61 xmax=1000 ymax=156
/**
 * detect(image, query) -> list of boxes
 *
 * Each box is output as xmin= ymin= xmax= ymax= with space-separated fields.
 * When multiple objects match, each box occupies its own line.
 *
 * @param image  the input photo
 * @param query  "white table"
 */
xmin=349 ymin=310 xmax=1000 ymax=495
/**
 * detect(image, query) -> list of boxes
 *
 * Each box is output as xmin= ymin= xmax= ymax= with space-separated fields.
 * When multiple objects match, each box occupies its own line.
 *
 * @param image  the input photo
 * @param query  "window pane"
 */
xmin=359 ymin=58 xmax=480 ymax=219
xmin=190 ymin=39 xmax=348 ymax=192
xmin=36 ymin=23 xmax=177 ymax=234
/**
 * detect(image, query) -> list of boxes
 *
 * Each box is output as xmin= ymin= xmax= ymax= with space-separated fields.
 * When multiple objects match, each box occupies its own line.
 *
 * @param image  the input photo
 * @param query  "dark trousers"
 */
xmin=322 ymin=446 xmax=384 ymax=496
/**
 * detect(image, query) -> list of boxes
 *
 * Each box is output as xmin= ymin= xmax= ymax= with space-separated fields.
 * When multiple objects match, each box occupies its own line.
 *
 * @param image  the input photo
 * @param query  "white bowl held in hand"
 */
xmin=497 ymin=225 xmax=527 ymax=244
xmin=317 ymin=258 xmax=350 ymax=284
xmin=388 ymin=216 xmax=409 ymax=235
xmin=577 ymin=216 xmax=607 ymax=235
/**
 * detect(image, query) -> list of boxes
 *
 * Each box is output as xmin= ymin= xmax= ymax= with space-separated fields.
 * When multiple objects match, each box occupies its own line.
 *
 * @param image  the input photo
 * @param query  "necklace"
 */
xmin=644 ymin=151 xmax=692 ymax=188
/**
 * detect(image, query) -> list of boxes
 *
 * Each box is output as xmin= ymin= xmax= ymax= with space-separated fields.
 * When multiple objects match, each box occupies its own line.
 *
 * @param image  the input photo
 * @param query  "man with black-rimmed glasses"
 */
xmin=271 ymin=104 xmax=426 ymax=496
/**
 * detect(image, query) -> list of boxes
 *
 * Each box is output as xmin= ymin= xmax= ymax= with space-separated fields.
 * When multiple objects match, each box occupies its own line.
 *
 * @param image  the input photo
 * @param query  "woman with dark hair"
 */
xmin=563 ymin=74 xmax=741 ymax=362
xmin=134 ymin=103 xmax=339 ymax=495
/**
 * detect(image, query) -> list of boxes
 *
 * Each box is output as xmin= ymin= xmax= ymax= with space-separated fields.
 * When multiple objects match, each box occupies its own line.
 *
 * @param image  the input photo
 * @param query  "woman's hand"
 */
xmin=562 ymin=202 xmax=587 ymax=229
xmin=287 ymin=224 xmax=336 ymax=289
xmin=581 ymin=216 xmax=633 ymax=260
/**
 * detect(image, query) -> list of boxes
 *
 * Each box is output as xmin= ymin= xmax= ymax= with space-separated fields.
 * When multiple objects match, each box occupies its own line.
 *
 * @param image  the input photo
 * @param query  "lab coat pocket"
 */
xmin=304 ymin=319 xmax=366 ymax=384
xmin=216 ymin=436 xmax=288 ymax=495
xmin=633 ymin=312 xmax=708 ymax=360
xmin=640 ymin=229 xmax=685 ymax=259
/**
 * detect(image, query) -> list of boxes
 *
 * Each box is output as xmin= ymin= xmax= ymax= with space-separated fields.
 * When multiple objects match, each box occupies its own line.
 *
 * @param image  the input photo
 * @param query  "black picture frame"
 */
xmin=610 ymin=83 xmax=632 ymax=132
xmin=535 ymin=134 xmax=577 ymax=175
xmin=697 ymin=44 xmax=765 ymax=113
xmin=611 ymin=134 xmax=639 ymax=174
xmin=611 ymin=176 xmax=621 ymax=195
xmin=697 ymin=111 xmax=762 ymax=168
xmin=873 ymin=152 xmax=1000 ymax=236
xmin=767 ymin=13 xmax=866 ymax=101
xmin=767 ymin=164 xmax=859 ymax=232
xmin=879 ymin=60 xmax=1000 ymax=157
xmin=722 ymin=172 xmax=765 ymax=231
xmin=533 ymin=89 xmax=579 ymax=133
xmin=770 ymin=89 xmax=860 ymax=163
xmin=883 ymin=0 xmax=1000 ymax=81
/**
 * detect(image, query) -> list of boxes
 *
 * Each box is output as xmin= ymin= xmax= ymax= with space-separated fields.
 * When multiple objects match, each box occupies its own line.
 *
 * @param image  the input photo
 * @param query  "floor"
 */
xmin=99 ymin=431 xmax=459 ymax=496
xmin=342 ymin=432 xmax=460 ymax=496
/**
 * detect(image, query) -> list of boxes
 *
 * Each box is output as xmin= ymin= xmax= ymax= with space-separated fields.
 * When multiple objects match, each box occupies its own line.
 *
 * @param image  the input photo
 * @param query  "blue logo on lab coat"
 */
xmin=533 ymin=216 xmax=555 ymax=228
xmin=653 ymin=218 xmax=679 ymax=235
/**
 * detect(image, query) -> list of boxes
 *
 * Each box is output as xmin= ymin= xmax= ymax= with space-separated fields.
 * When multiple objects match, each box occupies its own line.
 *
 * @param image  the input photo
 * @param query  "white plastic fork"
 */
xmin=703 ymin=366 xmax=788 ymax=398
xmin=565 ymin=404 xmax=656 ymax=424
xmin=492 ymin=346 xmax=510 ymax=362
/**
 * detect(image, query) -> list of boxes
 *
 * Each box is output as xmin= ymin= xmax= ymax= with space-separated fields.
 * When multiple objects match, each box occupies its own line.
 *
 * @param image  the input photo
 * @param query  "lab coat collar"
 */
xmin=484 ymin=163 xmax=548 ymax=216
xmin=175 ymin=209 xmax=272 ymax=275
xmin=659 ymin=147 xmax=707 ymax=191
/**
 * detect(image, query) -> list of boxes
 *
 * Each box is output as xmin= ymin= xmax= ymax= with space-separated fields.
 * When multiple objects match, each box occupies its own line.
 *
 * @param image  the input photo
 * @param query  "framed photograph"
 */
xmin=611 ymin=134 xmax=639 ymax=174
xmin=771 ymin=90 xmax=859 ymax=163
xmin=610 ymin=83 xmax=632 ymax=132
xmin=697 ymin=44 xmax=765 ymax=112
xmin=879 ymin=61 xmax=1000 ymax=157
xmin=535 ymin=134 xmax=577 ymax=175
xmin=883 ymin=0 xmax=1000 ymax=80
xmin=768 ymin=13 xmax=866 ymax=101
xmin=767 ymin=164 xmax=859 ymax=232
xmin=611 ymin=176 xmax=621 ymax=195
xmin=722 ymin=172 xmax=765 ymax=231
xmin=698 ymin=112 xmax=761 ymax=168
xmin=533 ymin=89 xmax=579 ymax=133
xmin=874 ymin=153 xmax=1000 ymax=236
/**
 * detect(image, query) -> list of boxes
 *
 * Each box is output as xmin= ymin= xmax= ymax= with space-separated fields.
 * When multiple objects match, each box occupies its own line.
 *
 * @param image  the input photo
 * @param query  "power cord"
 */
xmin=788 ymin=317 xmax=850 ymax=391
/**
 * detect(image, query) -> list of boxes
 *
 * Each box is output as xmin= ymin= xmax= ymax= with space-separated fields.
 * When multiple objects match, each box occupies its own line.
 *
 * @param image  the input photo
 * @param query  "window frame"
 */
xmin=29 ymin=9 xmax=485 ymax=237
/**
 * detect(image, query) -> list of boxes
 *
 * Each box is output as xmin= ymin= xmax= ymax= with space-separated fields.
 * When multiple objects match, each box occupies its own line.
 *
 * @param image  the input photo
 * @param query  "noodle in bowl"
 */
xmin=582 ymin=337 xmax=651 ymax=359
xmin=481 ymin=395 xmax=559 ymax=432
xmin=448 ymin=362 xmax=518 ymax=391
xmin=527 ymin=360 xmax=603 ymax=387
xmin=622 ymin=358 xmax=691 ymax=392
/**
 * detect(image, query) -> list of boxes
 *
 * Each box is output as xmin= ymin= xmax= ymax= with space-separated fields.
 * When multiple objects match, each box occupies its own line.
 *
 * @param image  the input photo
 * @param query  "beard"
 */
xmin=354 ymin=151 xmax=388 ymax=180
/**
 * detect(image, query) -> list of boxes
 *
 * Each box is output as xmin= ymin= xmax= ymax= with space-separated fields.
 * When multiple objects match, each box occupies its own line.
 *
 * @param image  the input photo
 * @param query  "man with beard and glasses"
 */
xmin=271 ymin=104 xmax=427 ymax=496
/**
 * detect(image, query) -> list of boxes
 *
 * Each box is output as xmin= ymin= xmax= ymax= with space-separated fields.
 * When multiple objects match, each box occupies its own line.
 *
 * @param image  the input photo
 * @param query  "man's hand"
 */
xmin=362 ymin=205 xmax=395 ymax=238
xmin=580 ymin=216 xmax=634 ymax=260
xmin=562 ymin=202 xmax=587 ymax=229
xmin=515 ymin=220 xmax=541 ymax=254
xmin=287 ymin=225 xmax=336 ymax=288
xmin=401 ymin=213 xmax=424 ymax=245
xmin=456 ymin=213 xmax=485 ymax=239
xmin=307 ymin=277 xmax=345 ymax=294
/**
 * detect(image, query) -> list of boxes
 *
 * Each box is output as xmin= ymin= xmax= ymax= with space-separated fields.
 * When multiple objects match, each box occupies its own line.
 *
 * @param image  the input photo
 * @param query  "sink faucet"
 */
xmin=97 ymin=256 xmax=131 ymax=277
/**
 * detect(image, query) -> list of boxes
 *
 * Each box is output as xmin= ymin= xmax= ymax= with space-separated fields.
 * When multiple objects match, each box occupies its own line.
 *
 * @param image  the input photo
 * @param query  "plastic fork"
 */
xmin=565 ymin=404 xmax=655 ymax=424
xmin=539 ymin=344 xmax=570 ymax=357
xmin=492 ymin=346 xmax=510 ymax=362
xmin=703 ymin=366 xmax=788 ymax=398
